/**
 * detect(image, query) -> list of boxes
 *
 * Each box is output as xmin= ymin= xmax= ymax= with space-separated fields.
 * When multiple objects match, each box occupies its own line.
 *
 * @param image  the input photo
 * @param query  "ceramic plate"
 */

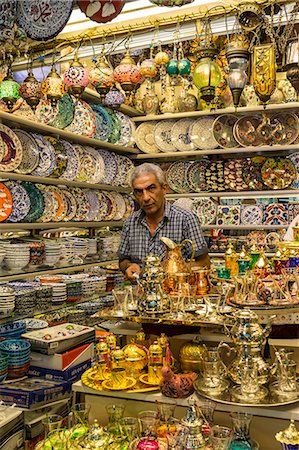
xmin=59 ymin=140 xmax=80 ymax=181
xmin=107 ymin=109 xmax=121 ymax=144
xmin=112 ymin=192 xmax=127 ymax=220
xmin=61 ymin=189 xmax=77 ymax=222
xmin=233 ymin=115 xmax=263 ymax=147
xmin=0 ymin=182 xmax=12 ymax=221
xmin=190 ymin=117 xmax=218 ymax=150
xmin=186 ymin=159 xmax=209 ymax=192
xmin=21 ymin=182 xmax=44 ymax=222
xmin=103 ymin=192 xmax=117 ymax=220
xmin=264 ymin=203 xmax=289 ymax=225
xmin=5 ymin=181 xmax=30 ymax=223
xmin=242 ymin=157 xmax=266 ymax=191
xmin=166 ymin=161 xmax=192 ymax=193
xmin=213 ymin=114 xmax=239 ymax=148
xmin=240 ymin=205 xmax=263 ymax=225
xmin=270 ymin=112 xmax=299 ymax=145
xmin=66 ymin=99 xmax=96 ymax=137
xmin=84 ymin=190 xmax=100 ymax=221
xmin=115 ymin=111 xmax=134 ymax=147
xmin=224 ymin=159 xmax=247 ymax=191
xmin=70 ymin=188 xmax=90 ymax=221
xmin=31 ymin=134 xmax=57 ymax=177
xmin=154 ymin=120 xmax=177 ymax=153
xmin=84 ymin=147 xmax=105 ymax=184
xmin=49 ymin=94 xmax=75 ymax=129
xmin=135 ymin=121 xmax=159 ymax=154
xmin=205 ymin=160 xmax=225 ymax=192
xmin=94 ymin=192 xmax=110 ymax=221
xmin=16 ymin=0 xmax=73 ymax=41
xmin=91 ymin=104 xmax=112 ymax=142
xmin=261 ymin=157 xmax=296 ymax=189
xmin=217 ymin=205 xmax=241 ymax=226
xmin=14 ymin=130 xmax=39 ymax=175
xmin=171 ymin=118 xmax=195 ymax=151
xmin=44 ymin=136 xmax=68 ymax=178
xmin=74 ymin=144 xmax=96 ymax=183
xmin=36 ymin=184 xmax=57 ymax=223
xmin=192 ymin=198 xmax=217 ymax=225
xmin=35 ymin=98 xmax=58 ymax=125
xmin=98 ymin=149 xmax=118 ymax=185
xmin=0 ymin=124 xmax=23 ymax=172
xmin=287 ymin=152 xmax=299 ymax=189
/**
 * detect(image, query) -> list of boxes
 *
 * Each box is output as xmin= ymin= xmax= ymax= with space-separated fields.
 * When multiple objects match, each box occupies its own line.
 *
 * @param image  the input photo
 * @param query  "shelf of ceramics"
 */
xmin=83 ymin=88 xmax=143 ymax=117
xmin=209 ymin=252 xmax=275 ymax=257
xmin=72 ymin=381 xmax=299 ymax=420
xmin=133 ymin=143 xmax=299 ymax=161
xmin=202 ymin=225 xmax=287 ymax=230
xmin=132 ymin=102 xmax=299 ymax=123
xmin=166 ymin=189 xmax=299 ymax=199
xmin=0 ymin=111 xmax=139 ymax=155
xmin=0 ymin=259 xmax=118 ymax=283
xmin=0 ymin=221 xmax=124 ymax=231
xmin=0 ymin=171 xmax=130 ymax=193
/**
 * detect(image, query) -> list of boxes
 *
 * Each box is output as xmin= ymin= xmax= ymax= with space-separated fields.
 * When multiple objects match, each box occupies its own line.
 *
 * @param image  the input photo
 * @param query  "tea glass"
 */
xmin=120 ymin=417 xmax=140 ymax=440
xmin=210 ymin=425 xmax=232 ymax=450
xmin=204 ymin=294 xmax=221 ymax=321
xmin=277 ymin=360 xmax=297 ymax=393
xmin=203 ymin=359 xmax=224 ymax=388
xmin=240 ymin=362 xmax=260 ymax=396
xmin=110 ymin=367 xmax=128 ymax=389
xmin=70 ymin=403 xmax=90 ymax=426
xmin=112 ymin=288 xmax=129 ymax=317
xmin=42 ymin=414 xmax=63 ymax=438
xmin=138 ymin=410 xmax=158 ymax=437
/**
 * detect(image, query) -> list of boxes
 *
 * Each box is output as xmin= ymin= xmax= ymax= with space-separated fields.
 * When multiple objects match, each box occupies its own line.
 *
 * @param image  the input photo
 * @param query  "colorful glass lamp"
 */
xmin=63 ymin=54 xmax=89 ymax=98
xmin=89 ymin=55 xmax=114 ymax=101
xmin=20 ymin=69 xmax=41 ymax=110
xmin=113 ymin=51 xmax=142 ymax=93
xmin=0 ymin=67 xmax=21 ymax=110
xmin=41 ymin=66 xmax=67 ymax=106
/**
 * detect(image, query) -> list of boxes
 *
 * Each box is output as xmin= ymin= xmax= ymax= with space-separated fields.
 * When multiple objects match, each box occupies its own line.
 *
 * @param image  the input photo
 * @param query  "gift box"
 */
xmin=28 ymin=360 xmax=91 ymax=383
xmin=29 ymin=343 xmax=94 ymax=371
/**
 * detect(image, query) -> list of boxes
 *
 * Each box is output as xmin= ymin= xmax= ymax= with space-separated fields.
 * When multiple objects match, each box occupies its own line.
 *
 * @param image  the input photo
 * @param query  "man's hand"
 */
xmin=125 ymin=263 xmax=141 ymax=282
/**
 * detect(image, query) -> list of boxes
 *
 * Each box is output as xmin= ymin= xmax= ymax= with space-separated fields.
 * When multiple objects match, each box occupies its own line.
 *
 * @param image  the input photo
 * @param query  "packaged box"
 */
xmin=0 ymin=378 xmax=71 ymax=409
xmin=28 ymin=360 xmax=91 ymax=383
xmin=30 ymin=343 xmax=94 ymax=371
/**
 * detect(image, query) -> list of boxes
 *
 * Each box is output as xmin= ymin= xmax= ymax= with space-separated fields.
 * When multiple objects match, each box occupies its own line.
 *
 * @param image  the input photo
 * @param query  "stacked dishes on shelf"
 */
xmin=0 ymin=286 xmax=15 ymax=317
xmin=0 ymin=339 xmax=31 ymax=379
xmin=134 ymin=112 xmax=299 ymax=153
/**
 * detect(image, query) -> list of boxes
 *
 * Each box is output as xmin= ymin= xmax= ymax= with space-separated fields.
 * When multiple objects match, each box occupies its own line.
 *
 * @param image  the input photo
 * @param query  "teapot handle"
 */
xmin=180 ymin=239 xmax=196 ymax=262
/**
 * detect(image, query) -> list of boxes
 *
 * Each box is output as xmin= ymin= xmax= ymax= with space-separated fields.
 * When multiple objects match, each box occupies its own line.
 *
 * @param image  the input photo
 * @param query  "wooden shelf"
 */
xmin=202 ymin=225 xmax=287 ymax=230
xmin=132 ymin=101 xmax=299 ymax=122
xmin=166 ymin=189 xmax=299 ymax=199
xmin=209 ymin=252 xmax=275 ymax=257
xmin=83 ymin=88 xmax=143 ymax=117
xmin=0 ymin=110 xmax=139 ymax=155
xmin=0 ymin=171 xmax=130 ymax=192
xmin=133 ymin=143 xmax=299 ymax=160
xmin=0 ymin=221 xmax=124 ymax=231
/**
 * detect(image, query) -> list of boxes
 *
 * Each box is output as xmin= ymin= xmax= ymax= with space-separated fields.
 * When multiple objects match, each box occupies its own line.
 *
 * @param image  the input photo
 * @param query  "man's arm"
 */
xmin=193 ymin=252 xmax=210 ymax=268
xmin=183 ymin=212 xmax=210 ymax=267
xmin=119 ymin=259 xmax=141 ymax=282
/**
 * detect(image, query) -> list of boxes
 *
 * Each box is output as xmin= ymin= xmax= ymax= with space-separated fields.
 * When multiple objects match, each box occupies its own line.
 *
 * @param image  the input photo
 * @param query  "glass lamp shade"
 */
xmin=154 ymin=51 xmax=169 ymax=66
xmin=228 ymin=69 xmax=248 ymax=106
xmin=0 ymin=75 xmax=21 ymax=110
xmin=285 ymin=40 xmax=299 ymax=95
xmin=63 ymin=56 xmax=89 ymax=98
xmin=178 ymin=58 xmax=191 ymax=77
xmin=140 ymin=59 xmax=157 ymax=78
xmin=252 ymin=44 xmax=276 ymax=104
xmin=113 ymin=52 xmax=142 ymax=92
xmin=104 ymin=87 xmax=125 ymax=109
xmin=41 ymin=67 xmax=67 ymax=106
xmin=89 ymin=57 xmax=114 ymax=98
xmin=193 ymin=57 xmax=222 ymax=103
xmin=20 ymin=73 xmax=41 ymax=110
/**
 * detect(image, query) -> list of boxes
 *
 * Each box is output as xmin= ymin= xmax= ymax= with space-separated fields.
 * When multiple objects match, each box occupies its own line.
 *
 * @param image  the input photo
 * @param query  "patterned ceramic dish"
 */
xmin=14 ymin=129 xmax=39 ymax=175
xmin=115 ymin=111 xmax=135 ymax=147
xmin=270 ymin=112 xmax=299 ymax=145
xmin=213 ymin=114 xmax=239 ymax=149
xmin=61 ymin=189 xmax=78 ymax=222
xmin=98 ymin=149 xmax=118 ymax=185
xmin=21 ymin=182 xmax=45 ymax=222
xmin=0 ymin=124 xmax=23 ymax=172
xmin=91 ymin=104 xmax=113 ymax=142
xmin=4 ymin=181 xmax=30 ymax=223
xmin=166 ymin=161 xmax=192 ymax=193
xmin=171 ymin=118 xmax=195 ymax=152
xmin=35 ymin=99 xmax=58 ymax=125
xmin=242 ymin=157 xmax=266 ymax=190
xmin=154 ymin=120 xmax=177 ymax=153
xmin=192 ymin=198 xmax=217 ymax=225
xmin=189 ymin=117 xmax=218 ymax=150
xmin=84 ymin=190 xmax=100 ymax=222
xmin=233 ymin=115 xmax=264 ymax=147
xmin=107 ymin=109 xmax=121 ymax=144
xmin=217 ymin=205 xmax=241 ymax=226
xmin=0 ymin=182 xmax=12 ymax=221
xmin=264 ymin=203 xmax=289 ymax=225
xmin=44 ymin=136 xmax=68 ymax=178
xmin=49 ymin=94 xmax=75 ymax=129
xmin=31 ymin=134 xmax=57 ymax=177
xmin=186 ymin=159 xmax=209 ymax=192
xmin=287 ymin=152 xmax=299 ymax=189
xmin=240 ymin=204 xmax=263 ymax=225
xmin=75 ymin=145 xmax=96 ymax=183
xmin=205 ymin=160 xmax=225 ymax=192
xmin=135 ymin=121 xmax=159 ymax=154
xmin=59 ymin=140 xmax=80 ymax=181
xmin=261 ymin=157 xmax=296 ymax=189
xmin=36 ymin=184 xmax=58 ymax=223
xmin=84 ymin=147 xmax=105 ymax=184
xmin=224 ymin=159 xmax=247 ymax=191
xmin=66 ymin=99 xmax=96 ymax=137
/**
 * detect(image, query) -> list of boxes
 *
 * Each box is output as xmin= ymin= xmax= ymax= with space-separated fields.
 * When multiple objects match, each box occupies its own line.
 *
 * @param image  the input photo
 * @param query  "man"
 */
xmin=118 ymin=162 xmax=210 ymax=282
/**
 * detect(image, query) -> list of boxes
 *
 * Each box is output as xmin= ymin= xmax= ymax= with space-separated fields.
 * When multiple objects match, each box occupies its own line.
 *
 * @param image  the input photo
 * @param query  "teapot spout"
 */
xmin=160 ymin=236 xmax=177 ymax=249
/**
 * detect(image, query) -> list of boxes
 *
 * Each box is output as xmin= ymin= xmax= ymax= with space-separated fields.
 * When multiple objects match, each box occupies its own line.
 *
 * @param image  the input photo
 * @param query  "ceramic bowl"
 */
xmin=0 ymin=339 xmax=31 ymax=354
xmin=0 ymin=321 xmax=26 ymax=336
xmin=23 ymin=318 xmax=48 ymax=330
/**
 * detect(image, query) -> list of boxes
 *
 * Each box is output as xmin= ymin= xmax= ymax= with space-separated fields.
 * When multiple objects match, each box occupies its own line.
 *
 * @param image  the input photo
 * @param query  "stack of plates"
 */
xmin=49 ymin=283 xmax=67 ymax=305
xmin=3 ymin=243 xmax=30 ymax=271
xmin=0 ymin=339 xmax=31 ymax=379
xmin=0 ymin=286 xmax=15 ymax=317
xmin=11 ymin=284 xmax=38 ymax=317
xmin=0 ymin=354 xmax=8 ymax=381
xmin=0 ymin=321 xmax=26 ymax=340
xmin=44 ymin=241 xmax=61 ymax=266
xmin=86 ymin=238 xmax=98 ymax=256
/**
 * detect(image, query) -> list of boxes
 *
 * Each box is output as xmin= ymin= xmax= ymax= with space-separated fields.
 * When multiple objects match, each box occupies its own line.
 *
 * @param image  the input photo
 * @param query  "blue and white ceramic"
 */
xmin=31 ymin=134 xmax=57 ymax=177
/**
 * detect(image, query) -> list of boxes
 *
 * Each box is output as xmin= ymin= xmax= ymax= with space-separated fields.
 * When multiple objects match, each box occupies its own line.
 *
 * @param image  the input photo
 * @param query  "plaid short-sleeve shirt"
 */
xmin=118 ymin=202 xmax=208 ymax=265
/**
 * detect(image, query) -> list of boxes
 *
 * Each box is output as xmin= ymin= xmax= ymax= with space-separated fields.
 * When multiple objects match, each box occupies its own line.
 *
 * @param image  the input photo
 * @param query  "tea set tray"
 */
xmin=227 ymin=299 xmax=299 ymax=311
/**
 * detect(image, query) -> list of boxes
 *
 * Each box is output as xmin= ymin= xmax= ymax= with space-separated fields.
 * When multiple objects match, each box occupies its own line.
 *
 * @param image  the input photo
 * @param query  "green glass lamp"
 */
xmin=0 ymin=68 xmax=21 ymax=110
xmin=193 ymin=57 xmax=222 ymax=103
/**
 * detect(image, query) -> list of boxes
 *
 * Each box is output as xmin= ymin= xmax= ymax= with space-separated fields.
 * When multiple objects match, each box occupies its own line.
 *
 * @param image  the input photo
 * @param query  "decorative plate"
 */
xmin=224 ymin=159 xmax=247 ymax=191
xmin=61 ymin=189 xmax=77 ymax=222
xmin=217 ymin=205 xmax=241 ymax=226
xmin=70 ymin=188 xmax=90 ymax=221
xmin=90 ymin=104 xmax=112 ymax=142
xmin=192 ymin=198 xmax=217 ymax=225
xmin=189 ymin=117 xmax=218 ymax=150
xmin=107 ymin=109 xmax=121 ymax=144
xmin=247 ymin=230 xmax=266 ymax=247
xmin=13 ymin=130 xmax=39 ymax=175
xmin=75 ymin=144 xmax=96 ymax=183
xmin=186 ymin=159 xmax=209 ymax=192
xmin=16 ymin=0 xmax=74 ymax=41
xmin=0 ymin=1 xmax=16 ymax=28
xmin=94 ymin=192 xmax=110 ymax=221
xmin=59 ymin=140 xmax=80 ymax=181
xmin=31 ymin=134 xmax=57 ymax=177
xmin=240 ymin=204 xmax=263 ymax=225
xmin=65 ymin=99 xmax=96 ymax=137
xmin=114 ymin=155 xmax=134 ymax=187
xmin=261 ymin=157 xmax=296 ymax=190
xmin=21 ymin=182 xmax=44 ymax=222
xmin=213 ymin=114 xmax=239 ymax=149
xmin=49 ymin=94 xmax=75 ymax=129
xmin=135 ymin=121 xmax=159 ymax=154
xmin=166 ymin=161 xmax=191 ymax=193
xmin=122 ymin=193 xmax=135 ymax=219
xmin=77 ymin=0 xmax=125 ymax=24
xmin=171 ymin=118 xmax=195 ymax=152
xmin=84 ymin=147 xmax=105 ymax=184
xmin=103 ymin=191 xmax=117 ymax=221
xmin=84 ymin=190 xmax=100 ymax=221
xmin=0 ymin=124 xmax=23 ymax=172
xmin=49 ymin=186 xmax=68 ymax=222
xmin=233 ymin=115 xmax=264 ymax=147
xmin=154 ymin=120 xmax=177 ymax=153
xmin=98 ymin=149 xmax=117 ymax=185
xmin=35 ymin=98 xmax=58 ymax=125
xmin=242 ymin=157 xmax=266 ymax=190
xmin=112 ymin=192 xmax=127 ymax=220
xmin=270 ymin=112 xmax=299 ymax=145
xmin=173 ymin=198 xmax=193 ymax=211
xmin=44 ymin=136 xmax=68 ymax=178
xmin=287 ymin=152 xmax=299 ymax=189
xmin=115 ymin=111 xmax=134 ymax=147
xmin=5 ymin=181 xmax=30 ymax=223
xmin=264 ymin=203 xmax=289 ymax=225
xmin=205 ymin=160 xmax=225 ymax=192
xmin=0 ymin=182 xmax=12 ymax=221
xmin=36 ymin=184 xmax=58 ymax=223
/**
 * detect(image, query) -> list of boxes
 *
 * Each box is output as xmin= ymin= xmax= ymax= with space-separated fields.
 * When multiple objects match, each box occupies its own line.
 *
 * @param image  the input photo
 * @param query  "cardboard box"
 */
xmin=28 ymin=360 xmax=91 ymax=383
xmin=0 ymin=378 xmax=71 ymax=409
xmin=29 ymin=343 xmax=94 ymax=371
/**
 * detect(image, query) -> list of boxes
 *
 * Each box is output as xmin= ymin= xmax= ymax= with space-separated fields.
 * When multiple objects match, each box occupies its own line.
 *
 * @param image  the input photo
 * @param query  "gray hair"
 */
xmin=130 ymin=163 xmax=166 ymax=187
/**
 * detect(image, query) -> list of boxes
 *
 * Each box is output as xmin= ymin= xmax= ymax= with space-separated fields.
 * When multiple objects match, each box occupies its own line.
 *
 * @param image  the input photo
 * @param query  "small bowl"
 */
xmin=0 ymin=339 xmax=31 ymax=353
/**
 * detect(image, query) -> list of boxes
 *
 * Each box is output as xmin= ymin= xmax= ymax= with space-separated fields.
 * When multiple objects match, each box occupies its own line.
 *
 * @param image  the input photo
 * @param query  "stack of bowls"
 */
xmin=49 ymin=283 xmax=67 ymax=305
xmin=86 ymin=238 xmax=98 ymax=257
xmin=3 ymin=243 xmax=30 ymax=270
xmin=44 ymin=241 xmax=61 ymax=266
xmin=0 ymin=321 xmax=26 ymax=341
xmin=0 ymin=339 xmax=31 ymax=379
xmin=0 ymin=246 xmax=5 ymax=266
xmin=0 ymin=286 xmax=15 ymax=317
xmin=0 ymin=354 xmax=8 ymax=381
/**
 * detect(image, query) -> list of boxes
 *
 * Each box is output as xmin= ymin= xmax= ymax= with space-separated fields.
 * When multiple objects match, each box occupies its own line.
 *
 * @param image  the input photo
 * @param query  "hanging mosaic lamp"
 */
xmin=104 ymin=84 xmax=125 ymax=109
xmin=113 ymin=51 xmax=142 ymax=92
xmin=19 ymin=69 xmax=41 ymax=111
xmin=0 ymin=67 xmax=21 ymax=110
xmin=63 ymin=54 xmax=89 ymax=98
xmin=41 ymin=66 xmax=67 ymax=106
xmin=252 ymin=43 xmax=276 ymax=104
xmin=140 ymin=59 xmax=157 ymax=78
xmin=178 ymin=58 xmax=191 ymax=77
xmin=89 ymin=56 xmax=114 ymax=100
xmin=154 ymin=51 xmax=169 ymax=66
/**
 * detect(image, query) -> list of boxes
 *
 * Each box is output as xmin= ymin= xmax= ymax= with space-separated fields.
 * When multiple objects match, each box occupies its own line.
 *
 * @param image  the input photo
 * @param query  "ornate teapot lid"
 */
xmin=233 ymin=308 xmax=259 ymax=320
xmin=275 ymin=420 xmax=299 ymax=445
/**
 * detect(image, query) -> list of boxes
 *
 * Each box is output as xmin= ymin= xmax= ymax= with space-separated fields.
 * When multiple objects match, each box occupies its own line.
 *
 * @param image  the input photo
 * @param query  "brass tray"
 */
xmin=227 ymin=299 xmax=299 ymax=310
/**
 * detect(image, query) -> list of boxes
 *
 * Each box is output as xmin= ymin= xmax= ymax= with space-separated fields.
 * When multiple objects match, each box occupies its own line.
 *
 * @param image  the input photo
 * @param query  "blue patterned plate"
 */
xmin=5 ymin=181 xmax=31 ymax=223
xmin=32 ymin=134 xmax=57 ymax=177
xmin=65 ymin=99 xmax=96 ymax=137
xmin=59 ymin=140 xmax=80 ymax=181
xmin=49 ymin=94 xmax=75 ymax=129
xmin=90 ymin=104 xmax=112 ymax=141
xmin=115 ymin=111 xmax=134 ymax=147
xmin=98 ymin=149 xmax=118 ymax=185
xmin=21 ymin=182 xmax=44 ymax=222
xmin=14 ymin=130 xmax=39 ymax=175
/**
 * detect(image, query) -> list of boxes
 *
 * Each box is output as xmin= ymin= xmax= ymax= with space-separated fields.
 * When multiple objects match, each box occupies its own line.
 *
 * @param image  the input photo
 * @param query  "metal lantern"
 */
xmin=63 ymin=54 xmax=89 ymax=98
xmin=113 ymin=51 xmax=142 ymax=92
xmin=227 ymin=68 xmax=248 ymax=107
xmin=41 ymin=66 xmax=67 ymax=106
xmin=0 ymin=68 xmax=21 ymax=110
xmin=226 ymin=34 xmax=250 ymax=68
xmin=237 ymin=3 xmax=262 ymax=31
xmin=285 ymin=38 xmax=299 ymax=96
xmin=252 ymin=43 xmax=276 ymax=104
xmin=193 ymin=56 xmax=222 ymax=104
xmin=19 ymin=69 xmax=41 ymax=110
xmin=89 ymin=55 xmax=114 ymax=100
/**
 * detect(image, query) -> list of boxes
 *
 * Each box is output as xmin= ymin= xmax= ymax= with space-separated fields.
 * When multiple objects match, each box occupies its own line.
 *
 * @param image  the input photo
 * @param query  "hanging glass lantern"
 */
xmin=19 ymin=69 xmax=41 ymax=111
xmin=113 ymin=51 xmax=142 ymax=93
xmin=226 ymin=34 xmax=250 ymax=69
xmin=41 ymin=66 xmax=67 ymax=106
xmin=0 ymin=68 xmax=21 ymax=110
xmin=285 ymin=38 xmax=299 ymax=96
xmin=89 ymin=55 xmax=114 ymax=100
xmin=140 ymin=59 xmax=157 ymax=78
xmin=154 ymin=51 xmax=169 ymax=66
xmin=104 ymin=84 xmax=125 ymax=109
xmin=63 ymin=54 xmax=89 ymax=98
xmin=227 ymin=68 xmax=248 ymax=107
xmin=177 ymin=41 xmax=191 ymax=77
xmin=252 ymin=43 xmax=276 ymax=104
